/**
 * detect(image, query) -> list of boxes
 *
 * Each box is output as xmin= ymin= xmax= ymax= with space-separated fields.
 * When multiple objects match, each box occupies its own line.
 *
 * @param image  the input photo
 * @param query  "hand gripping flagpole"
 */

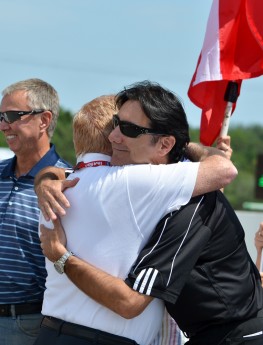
xmin=220 ymin=81 xmax=239 ymax=136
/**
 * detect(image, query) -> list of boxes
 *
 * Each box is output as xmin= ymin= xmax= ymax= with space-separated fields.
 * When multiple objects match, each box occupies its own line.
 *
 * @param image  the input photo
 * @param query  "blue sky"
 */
xmin=1 ymin=0 xmax=262 ymax=129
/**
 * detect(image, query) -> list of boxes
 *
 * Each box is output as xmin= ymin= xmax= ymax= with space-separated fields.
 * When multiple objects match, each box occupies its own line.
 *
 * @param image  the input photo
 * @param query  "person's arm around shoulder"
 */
xmin=186 ymin=142 xmax=237 ymax=197
xmin=34 ymin=166 xmax=79 ymax=221
xmin=186 ymin=136 xmax=232 ymax=162
xmin=40 ymin=218 xmax=153 ymax=318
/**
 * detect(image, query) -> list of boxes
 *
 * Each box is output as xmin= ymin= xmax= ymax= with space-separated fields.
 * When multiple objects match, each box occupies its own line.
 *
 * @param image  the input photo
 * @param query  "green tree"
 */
xmin=52 ymin=108 xmax=75 ymax=165
xmin=0 ymin=129 xmax=6 ymax=147
xmin=189 ymin=125 xmax=263 ymax=209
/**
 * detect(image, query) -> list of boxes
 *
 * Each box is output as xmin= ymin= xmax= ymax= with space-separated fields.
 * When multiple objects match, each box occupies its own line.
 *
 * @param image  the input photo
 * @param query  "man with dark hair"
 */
xmin=113 ymin=81 xmax=190 ymax=164
xmin=35 ymin=81 xmax=238 ymax=345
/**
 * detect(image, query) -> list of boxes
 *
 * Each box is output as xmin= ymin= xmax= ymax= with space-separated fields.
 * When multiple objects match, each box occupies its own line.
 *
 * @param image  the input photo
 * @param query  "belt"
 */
xmin=0 ymin=302 xmax=42 ymax=316
xmin=42 ymin=316 xmax=138 ymax=345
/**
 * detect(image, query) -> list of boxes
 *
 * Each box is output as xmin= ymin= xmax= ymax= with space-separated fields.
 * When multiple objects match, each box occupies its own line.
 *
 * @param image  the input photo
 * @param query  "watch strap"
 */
xmin=54 ymin=251 xmax=74 ymax=274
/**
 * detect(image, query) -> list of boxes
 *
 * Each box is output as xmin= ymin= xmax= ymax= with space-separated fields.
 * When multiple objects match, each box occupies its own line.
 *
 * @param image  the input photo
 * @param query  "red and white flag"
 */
xmin=188 ymin=0 xmax=263 ymax=146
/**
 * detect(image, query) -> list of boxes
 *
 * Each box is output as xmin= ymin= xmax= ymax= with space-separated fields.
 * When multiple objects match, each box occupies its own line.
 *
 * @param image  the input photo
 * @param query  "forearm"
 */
xmin=34 ymin=166 xmax=66 ymax=189
xmin=40 ymin=220 xmax=152 ymax=317
xmin=34 ymin=168 xmax=78 ymax=221
xmin=192 ymin=155 xmax=237 ymax=196
xmin=64 ymin=256 xmax=153 ymax=318
xmin=186 ymin=142 xmax=228 ymax=162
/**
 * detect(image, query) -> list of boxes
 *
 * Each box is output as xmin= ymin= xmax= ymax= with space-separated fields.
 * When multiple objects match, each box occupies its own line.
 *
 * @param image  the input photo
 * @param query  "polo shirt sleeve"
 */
xmin=125 ymin=194 xmax=214 ymax=304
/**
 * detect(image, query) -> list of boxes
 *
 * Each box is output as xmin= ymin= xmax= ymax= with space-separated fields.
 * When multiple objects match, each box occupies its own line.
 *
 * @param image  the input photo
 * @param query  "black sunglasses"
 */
xmin=0 ymin=109 xmax=45 ymax=124
xmin=112 ymin=114 xmax=167 ymax=138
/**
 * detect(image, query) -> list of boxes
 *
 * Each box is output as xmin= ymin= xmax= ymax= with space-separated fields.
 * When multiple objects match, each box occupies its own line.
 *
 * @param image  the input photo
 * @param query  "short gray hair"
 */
xmin=2 ymin=78 xmax=59 ymax=138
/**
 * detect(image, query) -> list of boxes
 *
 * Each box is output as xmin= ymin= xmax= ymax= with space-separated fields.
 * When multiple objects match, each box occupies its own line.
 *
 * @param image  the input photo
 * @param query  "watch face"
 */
xmin=53 ymin=251 xmax=73 ymax=274
xmin=54 ymin=261 xmax=64 ymax=274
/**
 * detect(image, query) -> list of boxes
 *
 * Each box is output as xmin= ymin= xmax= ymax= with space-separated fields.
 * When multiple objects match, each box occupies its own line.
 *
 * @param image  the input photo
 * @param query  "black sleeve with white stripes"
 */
xmin=125 ymin=193 xmax=215 ymax=304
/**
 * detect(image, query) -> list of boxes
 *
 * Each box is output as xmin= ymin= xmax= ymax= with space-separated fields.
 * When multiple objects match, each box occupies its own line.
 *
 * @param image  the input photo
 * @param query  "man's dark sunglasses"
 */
xmin=112 ymin=114 xmax=167 ymax=138
xmin=0 ymin=109 xmax=45 ymax=124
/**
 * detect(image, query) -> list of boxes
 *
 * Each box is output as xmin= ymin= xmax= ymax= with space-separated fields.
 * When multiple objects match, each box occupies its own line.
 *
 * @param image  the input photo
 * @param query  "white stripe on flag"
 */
xmin=194 ymin=0 xmax=221 ymax=85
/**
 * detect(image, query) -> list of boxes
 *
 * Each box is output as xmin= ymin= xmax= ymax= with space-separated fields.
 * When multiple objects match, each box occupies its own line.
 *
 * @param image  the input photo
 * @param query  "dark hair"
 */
xmin=115 ymin=80 xmax=190 ymax=163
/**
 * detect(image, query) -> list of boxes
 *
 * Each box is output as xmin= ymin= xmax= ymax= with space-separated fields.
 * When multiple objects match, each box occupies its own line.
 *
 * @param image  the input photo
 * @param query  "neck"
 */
xmin=15 ymin=142 xmax=50 ymax=177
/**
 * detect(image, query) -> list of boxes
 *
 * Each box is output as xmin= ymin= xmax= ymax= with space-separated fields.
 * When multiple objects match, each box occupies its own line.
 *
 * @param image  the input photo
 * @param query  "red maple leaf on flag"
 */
xmin=188 ymin=0 xmax=263 ymax=146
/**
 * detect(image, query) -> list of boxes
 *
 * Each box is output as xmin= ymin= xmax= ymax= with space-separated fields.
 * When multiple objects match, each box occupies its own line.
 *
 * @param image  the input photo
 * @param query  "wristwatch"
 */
xmin=54 ymin=251 xmax=74 ymax=274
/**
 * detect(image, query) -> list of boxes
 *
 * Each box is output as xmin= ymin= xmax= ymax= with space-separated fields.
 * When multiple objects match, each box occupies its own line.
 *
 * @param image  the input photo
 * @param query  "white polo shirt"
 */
xmin=41 ymin=153 xmax=199 ymax=345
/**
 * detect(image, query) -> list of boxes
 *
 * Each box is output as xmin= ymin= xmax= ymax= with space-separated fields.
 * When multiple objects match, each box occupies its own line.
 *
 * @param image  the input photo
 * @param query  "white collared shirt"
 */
xmin=41 ymin=152 xmax=199 ymax=345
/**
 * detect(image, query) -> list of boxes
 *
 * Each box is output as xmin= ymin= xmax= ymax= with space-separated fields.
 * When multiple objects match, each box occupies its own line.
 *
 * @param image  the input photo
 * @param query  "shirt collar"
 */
xmin=1 ymin=144 xmax=61 ymax=178
xmin=76 ymin=153 xmax=111 ymax=165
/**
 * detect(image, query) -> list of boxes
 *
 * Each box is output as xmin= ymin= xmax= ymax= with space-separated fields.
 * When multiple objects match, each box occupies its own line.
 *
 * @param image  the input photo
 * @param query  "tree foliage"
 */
xmin=52 ymin=108 xmax=75 ymax=165
xmin=190 ymin=125 xmax=263 ymax=209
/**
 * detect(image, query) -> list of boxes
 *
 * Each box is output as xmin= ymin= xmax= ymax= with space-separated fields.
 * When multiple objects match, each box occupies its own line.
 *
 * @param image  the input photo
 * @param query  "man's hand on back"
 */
xmin=40 ymin=218 xmax=67 ymax=262
xmin=34 ymin=166 xmax=79 ymax=221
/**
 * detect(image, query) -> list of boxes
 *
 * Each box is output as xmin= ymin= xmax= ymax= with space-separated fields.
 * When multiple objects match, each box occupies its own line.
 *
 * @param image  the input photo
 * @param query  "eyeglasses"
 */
xmin=112 ymin=114 xmax=167 ymax=138
xmin=0 ymin=109 xmax=45 ymax=124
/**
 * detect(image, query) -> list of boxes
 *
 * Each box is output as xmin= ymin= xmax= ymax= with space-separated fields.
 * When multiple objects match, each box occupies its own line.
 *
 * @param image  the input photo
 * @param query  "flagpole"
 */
xmin=220 ymin=102 xmax=232 ymax=136
xmin=220 ymin=81 xmax=239 ymax=136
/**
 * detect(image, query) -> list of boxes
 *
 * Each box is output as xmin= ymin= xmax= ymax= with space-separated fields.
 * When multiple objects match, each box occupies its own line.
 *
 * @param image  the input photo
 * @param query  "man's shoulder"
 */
xmin=0 ymin=157 xmax=12 ymax=166
xmin=155 ymin=191 xmax=218 ymax=229
xmin=0 ymin=158 xmax=14 ymax=176
xmin=44 ymin=144 xmax=72 ymax=170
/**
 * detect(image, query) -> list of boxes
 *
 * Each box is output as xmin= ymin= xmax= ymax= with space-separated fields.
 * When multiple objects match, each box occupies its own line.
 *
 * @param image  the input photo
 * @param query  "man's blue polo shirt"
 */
xmin=0 ymin=144 xmax=71 ymax=304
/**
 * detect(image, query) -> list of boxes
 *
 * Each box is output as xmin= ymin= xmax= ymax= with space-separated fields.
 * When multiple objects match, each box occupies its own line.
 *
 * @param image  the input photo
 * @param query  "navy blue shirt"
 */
xmin=0 ymin=144 xmax=71 ymax=304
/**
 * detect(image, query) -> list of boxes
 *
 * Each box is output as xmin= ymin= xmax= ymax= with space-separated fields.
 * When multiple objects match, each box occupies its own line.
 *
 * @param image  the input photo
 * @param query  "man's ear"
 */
xmin=40 ymin=110 xmax=52 ymax=132
xmin=159 ymin=136 xmax=176 ymax=157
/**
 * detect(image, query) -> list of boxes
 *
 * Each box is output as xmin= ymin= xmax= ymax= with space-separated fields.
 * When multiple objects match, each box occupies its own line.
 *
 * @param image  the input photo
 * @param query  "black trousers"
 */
xmin=33 ymin=316 xmax=139 ymax=345
xmin=185 ymin=309 xmax=263 ymax=345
